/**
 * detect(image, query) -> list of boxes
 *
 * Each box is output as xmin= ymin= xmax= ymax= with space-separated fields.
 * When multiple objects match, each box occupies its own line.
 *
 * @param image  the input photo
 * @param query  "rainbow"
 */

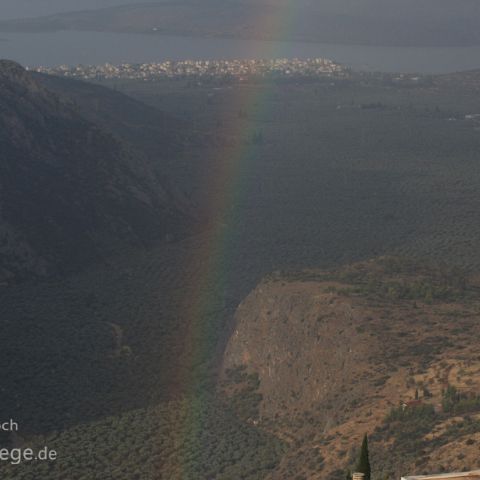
xmin=169 ymin=4 xmax=305 ymax=476
xmin=174 ymin=86 xmax=265 ymax=476
xmin=178 ymin=0 xmax=304 ymax=386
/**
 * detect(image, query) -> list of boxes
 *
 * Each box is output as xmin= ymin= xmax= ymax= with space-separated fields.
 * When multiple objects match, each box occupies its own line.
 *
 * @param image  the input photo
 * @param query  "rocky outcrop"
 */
xmin=222 ymin=259 xmax=480 ymax=479
xmin=223 ymin=278 xmax=377 ymax=427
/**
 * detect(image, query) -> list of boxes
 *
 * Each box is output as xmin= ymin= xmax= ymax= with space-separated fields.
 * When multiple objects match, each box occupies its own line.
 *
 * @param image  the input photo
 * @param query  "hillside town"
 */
xmin=32 ymin=57 xmax=347 ymax=82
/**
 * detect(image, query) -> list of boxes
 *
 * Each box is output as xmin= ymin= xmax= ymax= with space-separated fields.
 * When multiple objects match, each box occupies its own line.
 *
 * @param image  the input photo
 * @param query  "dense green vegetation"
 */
xmin=336 ymin=268 xmax=469 ymax=303
xmin=389 ymin=403 xmax=435 ymax=422
xmin=442 ymin=386 xmax=480 ymax=415
xmin=0 ymin=395 xmax=285 ymax=480
xmin=282 ymin=256 xmax=471 ymax=305
xmin=222 ymin=366 xmax=263 ymax=422
xmin=116 ymin=73 xmax=480 ymax=278
xmin=356 ymin=435 xmax=372 ymax=480
xmin=372 ymin=389 xmax=480 ymax=479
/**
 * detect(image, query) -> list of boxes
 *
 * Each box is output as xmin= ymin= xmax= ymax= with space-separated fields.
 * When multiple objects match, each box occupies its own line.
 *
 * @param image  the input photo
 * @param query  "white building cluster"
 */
xmin=33 ymin=58 xmax=346 ymax=81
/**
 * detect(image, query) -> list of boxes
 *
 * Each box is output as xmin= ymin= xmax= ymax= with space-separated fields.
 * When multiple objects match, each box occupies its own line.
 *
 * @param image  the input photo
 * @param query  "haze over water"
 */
xmin=2 ymin=30 xmax=480 ymax=74
xmin=0 ymin=0 xmax=148 ymax=19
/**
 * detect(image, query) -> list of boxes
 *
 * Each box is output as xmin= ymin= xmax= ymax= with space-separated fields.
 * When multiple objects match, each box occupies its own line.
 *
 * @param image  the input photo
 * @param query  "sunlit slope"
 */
xmin=222 ymin=257 xmax=480 ymax=479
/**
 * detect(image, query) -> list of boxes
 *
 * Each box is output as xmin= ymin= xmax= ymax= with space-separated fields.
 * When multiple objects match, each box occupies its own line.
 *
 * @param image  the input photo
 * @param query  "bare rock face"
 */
xmin=224 ymin=278 xmax=376 ymax=426
xmin=222 ymin=259 xmax=480 ymax=479
xmin=0 ymin=60 xmax=191 ymax=280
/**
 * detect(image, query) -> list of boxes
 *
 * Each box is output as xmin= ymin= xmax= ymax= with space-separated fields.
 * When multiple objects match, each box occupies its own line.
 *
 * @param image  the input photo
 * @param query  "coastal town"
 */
xmin=32 ymin=57 xmax=347 ymax=82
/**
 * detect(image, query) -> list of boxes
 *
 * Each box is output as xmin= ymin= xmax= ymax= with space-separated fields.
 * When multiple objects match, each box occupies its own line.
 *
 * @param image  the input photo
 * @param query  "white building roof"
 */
xmin=402 ymin=471 xmax=480 ymax=480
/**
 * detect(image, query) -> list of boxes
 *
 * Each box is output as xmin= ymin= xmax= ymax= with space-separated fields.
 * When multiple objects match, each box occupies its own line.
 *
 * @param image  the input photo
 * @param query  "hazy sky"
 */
xmin=0 ymin=0 xmax=152 ymax=19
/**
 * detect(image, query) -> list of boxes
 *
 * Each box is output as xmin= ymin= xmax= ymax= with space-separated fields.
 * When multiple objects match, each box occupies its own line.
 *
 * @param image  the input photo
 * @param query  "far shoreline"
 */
xmin=1 ymin=30 xmax=480 ymax=75
xmin=2 ymin=25 xmax=480 ymax=50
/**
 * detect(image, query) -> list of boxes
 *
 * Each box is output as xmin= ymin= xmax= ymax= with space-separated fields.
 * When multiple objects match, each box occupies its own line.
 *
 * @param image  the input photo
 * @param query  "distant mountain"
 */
xmin=1 ymin=0 xmax=480 ymax=47
xmin=0 ymin=60 xmax=191 ymax=282
xmin=0 ymin=0 xmax=151 ymax=20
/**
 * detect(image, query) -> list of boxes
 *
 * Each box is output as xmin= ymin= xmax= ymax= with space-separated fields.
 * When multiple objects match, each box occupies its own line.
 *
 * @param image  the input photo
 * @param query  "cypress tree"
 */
xmin=355 ymin=434 xmax=371 ymax=480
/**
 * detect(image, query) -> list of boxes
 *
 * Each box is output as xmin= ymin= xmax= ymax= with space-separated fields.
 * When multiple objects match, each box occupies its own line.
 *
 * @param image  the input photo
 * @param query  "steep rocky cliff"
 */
xmin=224 ymin=278 xmax=376 ymax=424
xmin=222 ymin=258 xmax=480 ymax=479
xmin=0 ymin=60 xmax=191 ymax=282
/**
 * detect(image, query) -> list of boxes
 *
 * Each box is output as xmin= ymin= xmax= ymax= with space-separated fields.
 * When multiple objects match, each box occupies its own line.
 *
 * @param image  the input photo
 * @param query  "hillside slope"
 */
xmin=32 ymin=71 xmax=191 ymax=158
xmin=222 ymin=258 xmax=480 ymax=479
xmin=0 ymin=60 xmax=191 ymax=282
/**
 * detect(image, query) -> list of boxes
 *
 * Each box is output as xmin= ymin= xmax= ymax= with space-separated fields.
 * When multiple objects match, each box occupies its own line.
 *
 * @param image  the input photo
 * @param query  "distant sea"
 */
xmin=0 ymin=0 xmax=149 ymax=19
xmin=1 ymin=31 xmax=480 ymax=74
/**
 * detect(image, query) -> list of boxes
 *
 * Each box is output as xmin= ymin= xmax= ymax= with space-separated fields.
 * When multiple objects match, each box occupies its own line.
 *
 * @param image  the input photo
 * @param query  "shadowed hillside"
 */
xmin=0 ymin=60 xmax=191 ymax=282
xmin=32 ymin=71 xmax=194 ymax=160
